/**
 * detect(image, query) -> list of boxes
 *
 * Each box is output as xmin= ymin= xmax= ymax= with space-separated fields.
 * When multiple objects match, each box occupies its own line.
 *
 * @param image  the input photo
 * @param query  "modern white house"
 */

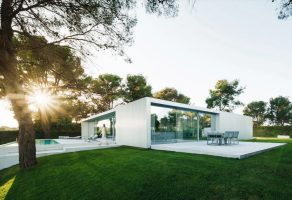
xmin=81 ymin=97 xmax=253 ymax=148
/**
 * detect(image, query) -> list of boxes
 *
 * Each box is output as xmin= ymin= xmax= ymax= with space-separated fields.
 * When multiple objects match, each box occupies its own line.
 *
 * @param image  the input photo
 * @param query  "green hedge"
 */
xmin=35 ymin=123 xmax=81 ymax=139
xmin=253 ymin=126 xmax=292 ymax=137
xmin=0 ymin=131 xmax=18 ymax=145
xmin=0 ymin=123 xmax=81 ymax=144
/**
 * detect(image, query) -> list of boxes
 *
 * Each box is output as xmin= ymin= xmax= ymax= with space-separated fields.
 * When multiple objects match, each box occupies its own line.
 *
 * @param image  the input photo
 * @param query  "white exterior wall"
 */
xmin=81 ymin=97 xmax=253 ymax=147
xmin=81 ymin=121 xmax=95 ymax=139
xmin=217 ymin=112 xmax=253 ymax=139
xmin=115 ymin=98 xmax=150 ymax=148
xmin=81 ymin=122 xmax=89 ymax=139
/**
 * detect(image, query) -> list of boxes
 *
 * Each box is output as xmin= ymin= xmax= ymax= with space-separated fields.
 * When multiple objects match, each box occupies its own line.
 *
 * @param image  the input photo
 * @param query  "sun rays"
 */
xmin=27 ymin=86 xmax=63 ymax=120
xmin=29 ymin=90 xmax=53 ymax=109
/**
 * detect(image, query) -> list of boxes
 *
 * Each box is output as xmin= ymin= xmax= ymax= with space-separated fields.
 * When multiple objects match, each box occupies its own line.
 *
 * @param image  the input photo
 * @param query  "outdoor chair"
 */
xmin=207 ymin=132 xmax=215 ymax=145
xmin=231 ymin=131 xmax=239 ymax=144
xmin=216 ymin=133 xmax=223 ymax=145
xmin=68 ymin=136 xmax=81 ymax=139
xmin=87 ymin=135 xmax=98 ymax=141
xmin=224 ymin=131 xmax=233 ymax=144
xmin=59 ymin=136 xmax=69 ymax=139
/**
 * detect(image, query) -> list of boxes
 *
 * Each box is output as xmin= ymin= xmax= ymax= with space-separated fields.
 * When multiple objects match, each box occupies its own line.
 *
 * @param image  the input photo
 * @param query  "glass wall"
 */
xmin=199 ymin=113 xmax=212 ymax=139
xmin=151 ymin=106 xmax=178 ymax=144
xmin=93 ymin=116 xmax=116 ymax=141
xmin=151 ymin=105 xmax=215 ymax=144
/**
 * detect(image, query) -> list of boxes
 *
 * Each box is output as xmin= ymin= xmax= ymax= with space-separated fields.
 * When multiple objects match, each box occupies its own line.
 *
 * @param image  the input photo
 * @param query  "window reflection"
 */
xmin=94 ymin=117 xmax=116 ymax=140
xmin=151 ymin=105 xmax=214 ymax=144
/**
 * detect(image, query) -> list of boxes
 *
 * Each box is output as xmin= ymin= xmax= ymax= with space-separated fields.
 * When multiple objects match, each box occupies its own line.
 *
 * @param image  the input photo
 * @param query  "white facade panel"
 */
xmin=81 ymin=121 xmax=95 ymax=139
xmin=115 ymin=98 xmax=149 ymax=148
xmin=148 ymin=97 xmax=219 ymax=114
xmin=217 ymin=112 xmax=253 ymax=139
xmin=81 ymin=122 xmax=89 ymax=139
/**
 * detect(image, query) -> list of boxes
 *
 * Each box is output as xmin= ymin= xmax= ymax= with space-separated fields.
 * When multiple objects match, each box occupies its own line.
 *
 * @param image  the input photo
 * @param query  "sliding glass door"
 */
xmin=94 ymin=116 xmax=116 ymax=141
xmin=151 ymin=105 xmax=200 ymax=144
xmin=151 ymin=104 xmax=216 ymax=144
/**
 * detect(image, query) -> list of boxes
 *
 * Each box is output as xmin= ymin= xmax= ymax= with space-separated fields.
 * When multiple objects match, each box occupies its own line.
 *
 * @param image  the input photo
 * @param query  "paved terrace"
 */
xmin=1 ymin=140 xmax=286 ymax=170
xmin=151 ymin=141 xmax=286 ymax=159
xmin=0 ymin=139 xmax=120 ymax=170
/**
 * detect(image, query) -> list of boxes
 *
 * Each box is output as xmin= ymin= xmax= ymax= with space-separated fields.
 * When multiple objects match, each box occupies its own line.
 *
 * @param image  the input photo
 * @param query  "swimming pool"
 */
xmin=35 ymin=139 xmax=59 ymax=145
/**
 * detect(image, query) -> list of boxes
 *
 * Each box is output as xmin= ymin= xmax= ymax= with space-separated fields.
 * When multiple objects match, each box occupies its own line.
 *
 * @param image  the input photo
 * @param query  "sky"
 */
xmin=1 ymin=0 xmax=292 ymax=127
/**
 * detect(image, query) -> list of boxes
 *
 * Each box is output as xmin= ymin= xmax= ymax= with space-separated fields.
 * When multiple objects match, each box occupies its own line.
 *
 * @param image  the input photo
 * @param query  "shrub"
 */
xmin=0 ymin=131 xmax=18 ymax=145
xmin=253 ymin=126 xmax=292 ymax=137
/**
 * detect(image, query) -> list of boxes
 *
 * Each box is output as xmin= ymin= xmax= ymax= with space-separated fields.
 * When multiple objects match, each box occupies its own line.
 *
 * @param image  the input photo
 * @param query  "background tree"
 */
xmin=0 ymin=77 xmax=5 ymax=98
xmin=123 ymin=74 xmax=152 ymax=103
xmin=16 ymin=36 xmax=85 ymax=138
xmin=205 ymin=79 xmax=245 ymax=112
xmin=154 ymin=87 xmax=190 ymax=104
xmin=243 ymin=101 xmax=267 ymax=126
xmin=91 ymin=74 xmax=122 ymax=112
xmin=267 ymin=96 xmax=292 ymax=126
xmin=64 ymin=75 xmax=99 ymax=122
xmin=274 ymin=0 xmax=292 ymax=19
xmin=0 ymin=0 xmax=177 ymax=168
xmin=199 ymin=114 xmax=212 ymax=129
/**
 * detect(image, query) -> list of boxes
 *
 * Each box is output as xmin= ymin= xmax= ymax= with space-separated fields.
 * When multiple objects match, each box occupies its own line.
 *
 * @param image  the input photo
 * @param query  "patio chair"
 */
xmin=59 ymin=136 xmax=69 ymax=139
xmin=207 ymin=132 xmax=216 ymax=145
xmin=68 ymin=136 xmax=81 ymax=139
xmin=224 ymin=131 xmax=233 ymax=145
xmin=216 ymin=132 xmax=225 ymax=145
xmin=87 ymin=135 xmax=98 ymax=141
xmin=231 ymin=131 xmax=239 ymax=144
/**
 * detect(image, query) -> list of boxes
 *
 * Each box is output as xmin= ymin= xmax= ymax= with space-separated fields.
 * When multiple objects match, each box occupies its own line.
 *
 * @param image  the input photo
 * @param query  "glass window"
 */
xmin=176 ymin=110 xmax=198 ymax=141
xmin=199 ymin=113 xmax=212 ymax=139
xmin=151 ymin=106 xmax=177 ymax=144
xmin=94 ymin=116 xmax=116 ymax=140
xmin=151 ymin=105 xmax=216 ymax=144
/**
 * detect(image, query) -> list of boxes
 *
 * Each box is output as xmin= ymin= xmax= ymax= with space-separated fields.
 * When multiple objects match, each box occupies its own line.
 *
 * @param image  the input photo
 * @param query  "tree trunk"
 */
xmin=1 ymin=0 xmax=37 ymax=169
xmin=15 ymin=102 xmax=37 ymax=169
xmin=3 ymin=70 xmax=37 ymax=169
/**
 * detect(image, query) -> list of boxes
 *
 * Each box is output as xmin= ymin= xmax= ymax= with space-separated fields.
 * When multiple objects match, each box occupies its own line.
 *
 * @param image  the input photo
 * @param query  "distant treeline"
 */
xmin=0 ymin=131 xmax=18 ymax=145
xmin=0 ymin=121 xmax=81 ymax=144
xmin=253 ymin=126 xmax=292 ymax=137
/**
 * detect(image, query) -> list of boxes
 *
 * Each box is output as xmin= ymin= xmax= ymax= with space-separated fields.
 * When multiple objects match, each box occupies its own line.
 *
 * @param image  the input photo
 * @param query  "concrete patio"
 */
xmin=151 ymin=141 xmax=286 ymax=159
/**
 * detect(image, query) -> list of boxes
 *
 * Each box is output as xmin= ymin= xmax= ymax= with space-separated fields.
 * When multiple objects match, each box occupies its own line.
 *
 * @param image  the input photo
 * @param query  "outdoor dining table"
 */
xmin=207 ymin=132 xmax=228 ymax=145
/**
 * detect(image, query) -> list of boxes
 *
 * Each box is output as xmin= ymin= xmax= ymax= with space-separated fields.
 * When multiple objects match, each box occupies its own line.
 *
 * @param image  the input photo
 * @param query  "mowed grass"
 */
xmin=1 ymin=139 xmax=292 ymax=200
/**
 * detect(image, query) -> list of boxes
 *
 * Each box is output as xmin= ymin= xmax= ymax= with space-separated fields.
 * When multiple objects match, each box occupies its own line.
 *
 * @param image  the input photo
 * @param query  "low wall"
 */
xmin=253 ymin=126 xmax=292 ymax=137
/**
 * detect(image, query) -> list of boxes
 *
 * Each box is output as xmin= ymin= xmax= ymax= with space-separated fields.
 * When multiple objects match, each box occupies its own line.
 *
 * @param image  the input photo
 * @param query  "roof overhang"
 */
xmin=148 ymin=98 xmax=219 ymax=115
xmin=81 ymin=110 xmax=116 ymax=122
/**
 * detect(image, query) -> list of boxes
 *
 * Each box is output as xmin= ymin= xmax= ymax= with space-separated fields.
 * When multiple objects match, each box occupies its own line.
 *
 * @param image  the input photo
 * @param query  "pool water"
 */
xmin=35 ymin=139 xmax=59 ymax=145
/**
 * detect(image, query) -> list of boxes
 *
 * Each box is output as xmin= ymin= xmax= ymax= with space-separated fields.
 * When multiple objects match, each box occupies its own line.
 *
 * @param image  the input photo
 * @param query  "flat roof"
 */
xmin=81 ymin=97 xmax=220 ymax=122
xmin=81 ymin=109 xmax=116 ymax=122
xmin=148 ymin=97 xmax=219 ymax=115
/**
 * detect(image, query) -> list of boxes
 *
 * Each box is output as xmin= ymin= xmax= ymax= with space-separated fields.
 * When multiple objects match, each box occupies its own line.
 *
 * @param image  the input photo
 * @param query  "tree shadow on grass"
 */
xmin=0 ymin=165 xmax=19 ymax=200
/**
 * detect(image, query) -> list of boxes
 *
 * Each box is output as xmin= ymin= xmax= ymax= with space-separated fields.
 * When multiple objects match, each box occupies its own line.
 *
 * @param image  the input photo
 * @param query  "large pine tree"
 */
xmin=0 ymin=0 xmax=178 ymax=169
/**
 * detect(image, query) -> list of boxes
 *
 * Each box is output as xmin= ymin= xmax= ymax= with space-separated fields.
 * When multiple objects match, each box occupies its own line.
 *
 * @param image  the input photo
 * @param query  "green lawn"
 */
xmin=1 ymin=139 xmax=292 ymax=200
